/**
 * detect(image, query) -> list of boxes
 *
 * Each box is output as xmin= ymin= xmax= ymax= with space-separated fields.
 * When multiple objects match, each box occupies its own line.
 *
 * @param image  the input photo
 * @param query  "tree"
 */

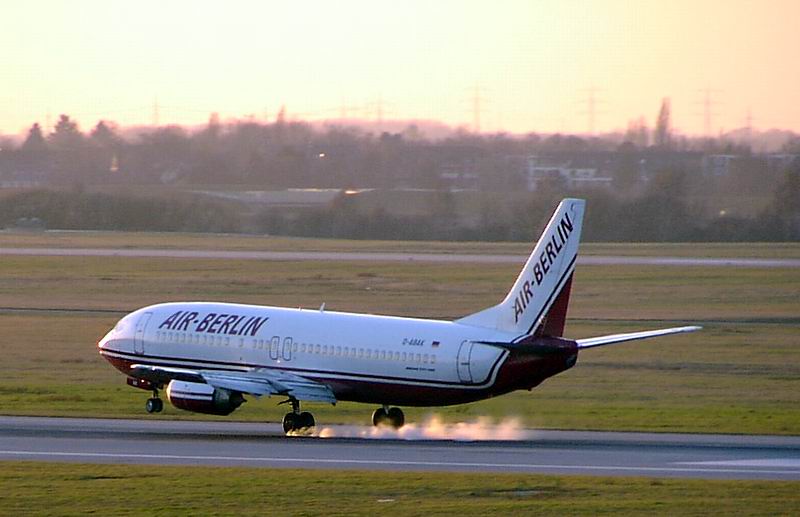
xmin=201 ymin=112 xmax=222 ymax=141
xmin=90 ymin=120 xmax=121 ymax=148
xmin=614 ymin=141 xmax=641 ymax=191
xmin=624 ymin=116 xmax=649 ymax=148
xmin=21 ymin=123 xmax=47 ymax=152
xmin=654 ymin=98 xmax=671 ymax=148
xmin=49 ymin=114 xmax=83 ymax=150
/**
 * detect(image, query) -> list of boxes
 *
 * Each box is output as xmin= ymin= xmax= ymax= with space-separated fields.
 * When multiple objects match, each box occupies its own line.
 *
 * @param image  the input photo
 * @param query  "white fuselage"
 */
xmin=99 ymin=301 xmax=521 ymax=405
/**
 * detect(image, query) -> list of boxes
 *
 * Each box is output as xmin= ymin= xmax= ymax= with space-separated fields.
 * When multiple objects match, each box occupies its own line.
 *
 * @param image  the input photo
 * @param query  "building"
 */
xmin=525 ymin=155 xmax=612 ymax=191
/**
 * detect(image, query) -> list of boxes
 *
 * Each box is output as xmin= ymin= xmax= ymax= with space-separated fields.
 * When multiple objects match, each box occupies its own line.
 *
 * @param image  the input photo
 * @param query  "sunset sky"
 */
xmin=3 ymin=0 xmax=798 ymax=137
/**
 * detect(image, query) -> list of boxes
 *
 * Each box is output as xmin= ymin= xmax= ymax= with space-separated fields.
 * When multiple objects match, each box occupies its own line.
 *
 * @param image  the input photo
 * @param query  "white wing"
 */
xmin=576 ymin=325 xmax=701 ymax=349
xmin=130 ymin=364 xmax=337 ymax=404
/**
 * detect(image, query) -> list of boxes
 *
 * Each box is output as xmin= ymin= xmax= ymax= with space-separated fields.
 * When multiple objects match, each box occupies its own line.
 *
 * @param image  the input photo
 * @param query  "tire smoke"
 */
xmin=316 ymin=415 xmax=531 ymax=441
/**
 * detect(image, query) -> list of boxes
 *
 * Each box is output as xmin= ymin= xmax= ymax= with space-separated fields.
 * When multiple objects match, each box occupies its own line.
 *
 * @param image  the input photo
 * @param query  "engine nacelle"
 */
xmin=166 ymin=380 xmax=245 ymax=416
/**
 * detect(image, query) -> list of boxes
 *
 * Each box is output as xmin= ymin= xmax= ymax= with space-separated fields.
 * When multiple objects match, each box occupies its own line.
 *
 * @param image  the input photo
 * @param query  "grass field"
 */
xmin=0 ymin=237 xmax=798 ymax=434
xmin=0 ymin=462 xmax=797 ymax=516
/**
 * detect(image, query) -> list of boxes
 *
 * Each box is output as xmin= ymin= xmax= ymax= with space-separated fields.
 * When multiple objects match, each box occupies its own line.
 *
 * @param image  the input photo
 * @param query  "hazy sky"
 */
xmin=3 ymin=0 xmax=798 ymax=136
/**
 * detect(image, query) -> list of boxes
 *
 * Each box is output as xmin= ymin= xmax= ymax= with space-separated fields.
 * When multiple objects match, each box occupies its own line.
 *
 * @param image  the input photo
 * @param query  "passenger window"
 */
xmin=402 ymin=352 xmax=407 ymax=361
xmin=416 ymin=353 xmax=421 ymax=363
xmin=423 ymin=354 xmax=429 ymax=363
xmin=315 ymin=344 xmax=321 ymax=354
xmin=431 ymin=355 xmax=436 ymax=364
xmin=336 ymin=346 xmax=341 ymax=356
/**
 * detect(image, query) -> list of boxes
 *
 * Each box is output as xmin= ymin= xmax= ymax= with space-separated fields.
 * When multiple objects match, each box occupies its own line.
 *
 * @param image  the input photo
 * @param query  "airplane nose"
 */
xmin=98 ymin=329 xmax=114 ymax=350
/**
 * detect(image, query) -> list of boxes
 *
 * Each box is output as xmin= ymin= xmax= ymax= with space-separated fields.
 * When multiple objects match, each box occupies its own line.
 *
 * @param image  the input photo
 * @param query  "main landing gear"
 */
xmin=281 ymin=399 xmax=315 ymax=434
xmin=372 ymin=405 xmax=405 ymax=428
xmin=145 ymin=389 xmax=163 ymax=413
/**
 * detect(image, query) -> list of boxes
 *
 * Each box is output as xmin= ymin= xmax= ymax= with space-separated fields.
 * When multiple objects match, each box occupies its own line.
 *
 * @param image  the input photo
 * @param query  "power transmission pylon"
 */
xmin=694 ymin=88 xmax=722 ymax=137
xmin=578 ymin=86 xmax=606 ymax=135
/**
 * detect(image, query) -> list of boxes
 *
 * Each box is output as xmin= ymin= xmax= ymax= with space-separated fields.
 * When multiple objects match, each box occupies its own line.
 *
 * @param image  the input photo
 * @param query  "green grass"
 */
xmin=0 ymin=462 xmax=797 ymax=516
xmin=0 ymin=244 xmax=798 ymax=434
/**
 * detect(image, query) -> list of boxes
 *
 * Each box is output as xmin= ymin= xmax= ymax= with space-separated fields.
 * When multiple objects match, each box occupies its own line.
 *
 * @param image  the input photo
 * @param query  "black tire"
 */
xmin=299 ymin=411 xmax=315 ymax=429
xmin=145 ymin=398 xmax=159 ymax=414
xmin=283 ymin=413 xmax=297 ymax=434
xmin=153 ymin=398 xmax=164 ymax=413
xmin=372 ymin=407 xmax=389 ymax=427
xmin=387 ymin=407 xmax=405 ymax=428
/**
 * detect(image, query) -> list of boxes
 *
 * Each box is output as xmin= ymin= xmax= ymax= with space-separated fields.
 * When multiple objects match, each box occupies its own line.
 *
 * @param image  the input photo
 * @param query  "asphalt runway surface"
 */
xmin=1 ymin=417 xmax=798 ymax=480
xmin=1 ymin=247 xmax=799 ymax=267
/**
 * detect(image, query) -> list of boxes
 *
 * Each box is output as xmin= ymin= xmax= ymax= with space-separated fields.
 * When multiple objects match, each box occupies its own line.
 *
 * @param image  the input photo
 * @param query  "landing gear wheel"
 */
xmin=283 ymin=411 xmax=316 ymax=434
xmin=372 ymin=407 xmax=389 ymax=427
xmin=373 ymin=406 xmax=404 ymax=428
xmin=299 ymin=411 xmax=316 ymax=429
xmin=282 ymin=412 xmax=298 ymax=434
xmin=281 ymin=398 xmax=316 ymax=435
xmin=387 ymin=407 xmax=405 ymax=428
xmin=145 ymin=397 xmax=163 ymax=414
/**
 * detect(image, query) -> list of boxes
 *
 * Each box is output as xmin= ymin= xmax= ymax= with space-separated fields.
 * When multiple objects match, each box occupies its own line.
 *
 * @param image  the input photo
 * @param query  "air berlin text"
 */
xmin=158 ymin=311 xmax=268 ymax=337
xmin=513 ymin=212 xmax=574 ymax=323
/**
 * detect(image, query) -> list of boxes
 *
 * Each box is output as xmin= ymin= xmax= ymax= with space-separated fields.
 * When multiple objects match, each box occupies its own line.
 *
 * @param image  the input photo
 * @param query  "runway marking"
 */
xmin=1 ymin=450 xmax=799 ymax=476
xmin=680 ymin=459 xmax=800 ymax=468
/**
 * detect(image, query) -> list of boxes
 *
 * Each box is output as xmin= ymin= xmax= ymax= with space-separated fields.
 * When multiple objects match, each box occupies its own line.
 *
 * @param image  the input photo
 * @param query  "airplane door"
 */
xmin=457 ymin=340 xmax=473 ymax=383
xmin=134 ymin=312 xmax=153 ymax=355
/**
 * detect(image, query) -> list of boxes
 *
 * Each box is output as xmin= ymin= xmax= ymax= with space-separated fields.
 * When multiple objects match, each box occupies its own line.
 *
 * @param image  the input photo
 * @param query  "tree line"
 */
xmin=2 ymin=165 xmax=798 ymax=241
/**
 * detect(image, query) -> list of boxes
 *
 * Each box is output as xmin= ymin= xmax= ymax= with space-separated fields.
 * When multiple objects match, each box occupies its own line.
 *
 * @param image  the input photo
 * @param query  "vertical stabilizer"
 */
xmin=455 ymin=198 xmax=585 ymax=337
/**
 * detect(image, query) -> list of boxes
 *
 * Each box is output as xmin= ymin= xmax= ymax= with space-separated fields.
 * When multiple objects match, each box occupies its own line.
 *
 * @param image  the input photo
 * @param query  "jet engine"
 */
xmin=166 ymin=380 xmax=245 ymax=416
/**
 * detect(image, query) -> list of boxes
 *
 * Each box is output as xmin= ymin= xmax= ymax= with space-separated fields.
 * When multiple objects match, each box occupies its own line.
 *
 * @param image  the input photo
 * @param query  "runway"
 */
xmin=2 ymin=417 xmax=799 ymax=480
xmin=1 ymin=247 xmax=798 ymax=267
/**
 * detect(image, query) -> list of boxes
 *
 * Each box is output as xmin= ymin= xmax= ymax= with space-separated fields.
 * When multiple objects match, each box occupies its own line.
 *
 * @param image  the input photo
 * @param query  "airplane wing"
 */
xmin=576 ymin=325 xmax=701 ymax=349
xmin=129 ymin=364 xmax=337 ymax=404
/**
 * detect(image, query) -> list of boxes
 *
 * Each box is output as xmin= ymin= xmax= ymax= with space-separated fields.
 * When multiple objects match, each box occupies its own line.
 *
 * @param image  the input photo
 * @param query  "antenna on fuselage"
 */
xmin=319 ymin=303 xmax=326 ymax=313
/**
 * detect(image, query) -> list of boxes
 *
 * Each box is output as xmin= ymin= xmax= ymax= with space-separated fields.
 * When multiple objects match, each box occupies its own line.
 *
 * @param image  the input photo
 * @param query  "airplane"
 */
xmin=98 ymin=198 xmax=700 ymax=434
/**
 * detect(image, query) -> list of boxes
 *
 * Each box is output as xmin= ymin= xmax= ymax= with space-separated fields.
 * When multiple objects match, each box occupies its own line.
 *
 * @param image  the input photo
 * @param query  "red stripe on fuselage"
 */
xmin=100 ymin=339 xmax=577 ymax=407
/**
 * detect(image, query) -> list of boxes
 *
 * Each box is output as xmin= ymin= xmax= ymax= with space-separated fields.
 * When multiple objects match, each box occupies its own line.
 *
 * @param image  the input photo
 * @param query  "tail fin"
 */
xmin=456 ymin=198 xmax=585 ymax=337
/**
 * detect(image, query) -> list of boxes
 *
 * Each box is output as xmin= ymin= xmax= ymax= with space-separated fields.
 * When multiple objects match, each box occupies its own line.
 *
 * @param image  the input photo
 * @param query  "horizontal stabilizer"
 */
xmin=576 ymin=326 xmax=701 ymax=349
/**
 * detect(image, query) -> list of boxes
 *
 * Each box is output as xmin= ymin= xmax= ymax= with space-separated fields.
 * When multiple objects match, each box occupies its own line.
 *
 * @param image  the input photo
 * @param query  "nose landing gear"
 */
xmin=281 ymin=398 xmax=316 ymax=434
xmin=372 ymin=405 xmax=405 ymax=428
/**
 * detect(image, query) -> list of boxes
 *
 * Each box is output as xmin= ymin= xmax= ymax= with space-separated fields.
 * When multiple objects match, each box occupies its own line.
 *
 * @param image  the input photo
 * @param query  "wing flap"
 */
xmin=129 ymin=364 xmax=336 ymax=404
xmin=576 ymin=325 xmax=701 ymax=349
